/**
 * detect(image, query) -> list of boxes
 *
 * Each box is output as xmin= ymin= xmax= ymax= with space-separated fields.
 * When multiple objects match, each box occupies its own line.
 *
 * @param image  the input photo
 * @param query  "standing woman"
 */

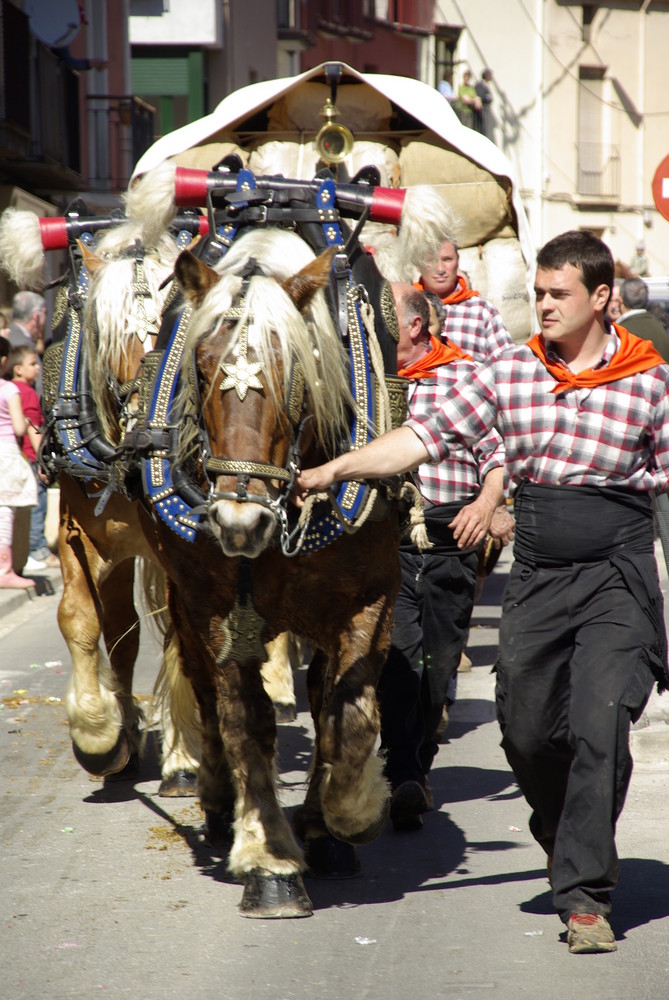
xmin=0 ymin=336 xmax=37 ymax=588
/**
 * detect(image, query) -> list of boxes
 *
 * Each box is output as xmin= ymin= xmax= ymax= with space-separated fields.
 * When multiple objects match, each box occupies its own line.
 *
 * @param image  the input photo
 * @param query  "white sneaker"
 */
xmin=23 ymin=555 xmax=46 ymax=571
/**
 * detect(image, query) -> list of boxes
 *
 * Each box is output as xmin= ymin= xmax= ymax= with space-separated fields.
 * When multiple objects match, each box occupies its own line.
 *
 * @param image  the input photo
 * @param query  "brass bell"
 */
xmin=315 ymin=98 xmax=354 ymax=164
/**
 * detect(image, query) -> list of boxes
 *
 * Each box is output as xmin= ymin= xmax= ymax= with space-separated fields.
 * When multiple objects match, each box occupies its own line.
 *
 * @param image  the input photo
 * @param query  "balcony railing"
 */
xmin=0 ymin=5 xmax=81 ymax=181
xmin=86 ymin=95 xmax=156 ymax=193
xmin=577 ymin=142 xmax=621 ymax=200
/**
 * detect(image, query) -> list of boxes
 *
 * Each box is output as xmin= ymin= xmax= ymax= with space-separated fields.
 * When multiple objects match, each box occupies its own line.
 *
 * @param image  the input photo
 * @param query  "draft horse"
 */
xmin=0 ymin=195 xmax=201 ymax=794
xmin=135 ymin=225 xmax=402 ymax=916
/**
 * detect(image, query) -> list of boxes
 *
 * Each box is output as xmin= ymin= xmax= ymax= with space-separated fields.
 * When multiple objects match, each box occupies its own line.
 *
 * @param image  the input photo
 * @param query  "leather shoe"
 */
xmin=390 ymin=780 xmax=428 ymax=831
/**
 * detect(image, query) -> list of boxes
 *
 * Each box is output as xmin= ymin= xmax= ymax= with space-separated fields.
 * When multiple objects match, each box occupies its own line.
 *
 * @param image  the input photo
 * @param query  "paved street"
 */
xmin=2 ymin=549 xmax=669 ymax=999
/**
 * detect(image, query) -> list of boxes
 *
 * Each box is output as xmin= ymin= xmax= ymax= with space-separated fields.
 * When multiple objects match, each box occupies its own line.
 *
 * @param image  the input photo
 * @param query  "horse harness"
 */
xmin=40 ymin=172 xmax=407 ymax=555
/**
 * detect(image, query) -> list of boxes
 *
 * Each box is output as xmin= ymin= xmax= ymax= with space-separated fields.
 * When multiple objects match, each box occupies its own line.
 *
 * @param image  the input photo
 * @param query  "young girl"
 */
xmin=0 ymin=337 xmax=37 ymax=588
xmin=8 ymin=344 xmax=54 ymax=568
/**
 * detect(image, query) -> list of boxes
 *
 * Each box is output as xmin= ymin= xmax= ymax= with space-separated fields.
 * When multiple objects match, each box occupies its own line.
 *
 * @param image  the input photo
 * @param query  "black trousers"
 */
xmin=378 ymin=545 xmax=478 ymax=787
xmin=495 ymin=555 xmax=660 ymax=923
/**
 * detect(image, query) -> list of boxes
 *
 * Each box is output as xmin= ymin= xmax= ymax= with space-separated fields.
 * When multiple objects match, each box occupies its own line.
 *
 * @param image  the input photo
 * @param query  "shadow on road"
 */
xmin=518 ymin=856 xmax=669 ymax=940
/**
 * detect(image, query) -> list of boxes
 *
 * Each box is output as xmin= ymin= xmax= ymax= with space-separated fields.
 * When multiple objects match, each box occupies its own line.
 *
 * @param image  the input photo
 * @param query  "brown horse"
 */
xmin=130 ymin=225 xmax=402 ymax=916
xmin=0 ymin=191 xmax=201 ymax=794
xmin=57 ymin=219 xmax=204 ymax=793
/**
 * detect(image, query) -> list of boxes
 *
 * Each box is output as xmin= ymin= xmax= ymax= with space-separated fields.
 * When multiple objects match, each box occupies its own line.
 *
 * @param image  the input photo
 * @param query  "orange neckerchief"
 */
xmin=414 ymin=274 xmax=480 ymax=304
xmin=527 ymin=323 xmax=665 ymax=395
xmin=398 ymin=335 xmax=471 ymax=380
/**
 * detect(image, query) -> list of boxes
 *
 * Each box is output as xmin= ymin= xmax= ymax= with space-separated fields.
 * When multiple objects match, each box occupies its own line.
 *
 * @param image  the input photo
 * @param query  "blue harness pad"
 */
xmin=141 ymin=305 xmax=201 ymax=542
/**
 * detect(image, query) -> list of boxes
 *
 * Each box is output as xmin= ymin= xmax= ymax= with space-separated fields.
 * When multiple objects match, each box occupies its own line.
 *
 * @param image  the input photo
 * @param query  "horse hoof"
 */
xmin=239 ymin=871 xmax=313 ymax=918
xmin=203 ymin=809 xmax=234 ymax=853
xmin=72 ymin=732 xmax=131 ymax=777
xmin=273 ymin=702 xmax=297 ymax=724
xmin=158 ymin=770 xmax=198 ymax=797
xmin=304 ymin=834 xmax=361 ymax=879
xmin=103 ymin=753 xmax=139 ymax=782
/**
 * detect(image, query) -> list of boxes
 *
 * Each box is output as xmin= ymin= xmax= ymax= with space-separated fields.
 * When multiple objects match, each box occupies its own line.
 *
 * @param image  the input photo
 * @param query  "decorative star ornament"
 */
xmin=219 ymin=314 xmax=265 ymax=400
xmin=220 ymin=355 xmax=263 ymax=400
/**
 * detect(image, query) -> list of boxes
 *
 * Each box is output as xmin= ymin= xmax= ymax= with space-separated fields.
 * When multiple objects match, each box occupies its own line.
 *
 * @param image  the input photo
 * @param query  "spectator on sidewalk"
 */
xmin=0 ymin=338 xmax=37 ymax=589
xmin=7 ymin=346 xmax=57 ymax=570
xmin=618 ymin=277 xmax=669 ymax=362
xmin=9 ymin=291 xmax=47 ymax=395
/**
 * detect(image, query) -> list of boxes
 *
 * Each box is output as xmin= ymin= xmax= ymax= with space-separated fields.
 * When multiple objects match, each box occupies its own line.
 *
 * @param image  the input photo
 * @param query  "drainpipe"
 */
xmin=636 ymin=0 xmax=651 ymax=239
xmin=538 ymin=0 xmax=546 ymax=249
xmin=222 ymin=0 xmax=233 ymax=97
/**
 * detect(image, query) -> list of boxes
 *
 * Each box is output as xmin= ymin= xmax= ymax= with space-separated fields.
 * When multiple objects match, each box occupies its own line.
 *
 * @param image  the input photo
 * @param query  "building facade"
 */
xmin=430 ymin=0 xmax=669 ymax=274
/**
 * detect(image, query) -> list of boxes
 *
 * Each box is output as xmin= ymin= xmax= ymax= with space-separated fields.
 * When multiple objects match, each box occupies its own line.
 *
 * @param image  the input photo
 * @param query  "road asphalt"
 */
xmin=4 ymin=540 xmax=668 ymax=749
xmin=3 ymin=544 xmax=669 ymax=997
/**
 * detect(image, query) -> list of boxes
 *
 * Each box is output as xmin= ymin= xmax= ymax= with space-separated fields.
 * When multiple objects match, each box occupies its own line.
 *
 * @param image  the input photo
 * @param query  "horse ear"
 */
xmin=174 ymin=249 xmax=219 ymax=306
xmin=281 ymin=247 xmax=336 ymax=313
xmin=77 ymin=239 xmax=105 ymax=275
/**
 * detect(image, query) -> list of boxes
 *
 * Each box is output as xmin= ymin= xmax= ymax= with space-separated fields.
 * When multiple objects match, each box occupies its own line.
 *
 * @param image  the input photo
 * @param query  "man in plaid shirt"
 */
xmin=298 ymin=230 xmax=669 ymax=954
xmin=379 ymin=284 xmax=508 ymax=831
xmin=414 ymin=238 xmax=514 ymax=361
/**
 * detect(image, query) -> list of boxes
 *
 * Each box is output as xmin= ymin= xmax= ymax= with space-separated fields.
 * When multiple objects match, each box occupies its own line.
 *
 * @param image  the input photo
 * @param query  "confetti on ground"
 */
xmin=45 ymin=660 xmax=63 ymax=668
xmin=354 ymin=936 xmax=377 ymax=946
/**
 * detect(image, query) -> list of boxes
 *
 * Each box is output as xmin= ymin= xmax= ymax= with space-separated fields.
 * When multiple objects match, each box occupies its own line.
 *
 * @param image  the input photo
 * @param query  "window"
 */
xmin=577 ymin=66 xmax=620 ymax=199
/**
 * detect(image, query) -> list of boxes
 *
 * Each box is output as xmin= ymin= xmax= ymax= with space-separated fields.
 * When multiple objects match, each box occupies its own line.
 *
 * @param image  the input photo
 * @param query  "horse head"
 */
xmin=78 ymin=226 xmax=178 ymax=441
xmin=174 ymin=228 xmax=350 ymax=558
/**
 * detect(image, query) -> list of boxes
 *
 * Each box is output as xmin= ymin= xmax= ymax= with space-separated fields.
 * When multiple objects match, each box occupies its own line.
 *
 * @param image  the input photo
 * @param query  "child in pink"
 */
xmin=0 ymin=338 xmax=37 ymax=588
xmin=8 ymin=345 xmax=54 ymax=568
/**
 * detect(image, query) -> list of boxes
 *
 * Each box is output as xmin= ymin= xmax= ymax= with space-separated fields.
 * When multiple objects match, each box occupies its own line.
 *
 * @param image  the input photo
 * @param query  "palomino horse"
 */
xmin=0 ymin=189 xmax=201 ymax=794
xmin=55 ymin=218 xmax=203 ymax=792
xmin=126 ymin=225 xmax=402 ymax=917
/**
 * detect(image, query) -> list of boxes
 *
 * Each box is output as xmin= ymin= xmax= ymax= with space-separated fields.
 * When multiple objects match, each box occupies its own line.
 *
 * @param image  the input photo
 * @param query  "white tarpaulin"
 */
xmin=133 ymin=63 xmax=536 ymax=340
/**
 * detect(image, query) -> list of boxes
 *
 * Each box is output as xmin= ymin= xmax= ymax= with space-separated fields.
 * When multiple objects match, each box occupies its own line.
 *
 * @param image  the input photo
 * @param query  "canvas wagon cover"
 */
xmin=133 ymin=63 xmax=535 ymax=340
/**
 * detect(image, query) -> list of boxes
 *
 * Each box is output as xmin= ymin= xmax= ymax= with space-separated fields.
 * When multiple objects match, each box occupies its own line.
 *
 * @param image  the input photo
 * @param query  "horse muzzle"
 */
xmin=208 ymin=495 xmax=278 ymax=557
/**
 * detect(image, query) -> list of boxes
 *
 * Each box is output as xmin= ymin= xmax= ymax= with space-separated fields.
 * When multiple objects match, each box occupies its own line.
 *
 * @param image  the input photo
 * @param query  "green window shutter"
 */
xmin=187 ymin=50 xmax=204 ymax=121
xmin=132 ymin=57 xmax=190 ymax=96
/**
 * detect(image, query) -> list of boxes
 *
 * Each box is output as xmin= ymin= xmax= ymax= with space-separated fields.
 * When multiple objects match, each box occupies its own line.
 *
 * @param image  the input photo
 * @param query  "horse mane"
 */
xmin=181 ymin=227 xmax=352 ymax=455
xmin=83 ymin=220 xmax=178 ymax=439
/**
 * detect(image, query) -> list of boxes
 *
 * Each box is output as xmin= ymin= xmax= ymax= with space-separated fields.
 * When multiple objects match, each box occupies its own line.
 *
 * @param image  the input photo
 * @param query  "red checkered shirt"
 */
xmin=442 ymin=296 xmax=514 ymax=362
xmin=407 ymin=355 xmax=504 ymax=503
xmin=407 ymin=329 xmax=669 ymax=496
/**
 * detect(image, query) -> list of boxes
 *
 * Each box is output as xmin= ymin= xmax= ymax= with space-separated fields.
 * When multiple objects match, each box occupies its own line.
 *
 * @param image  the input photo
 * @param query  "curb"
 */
xmin=0 ymin=565 xmax=63 ymax=622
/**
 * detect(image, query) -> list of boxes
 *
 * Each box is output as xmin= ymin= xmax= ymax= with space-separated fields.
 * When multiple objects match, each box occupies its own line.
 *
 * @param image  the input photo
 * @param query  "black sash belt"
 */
xmin=513 ymin=481 xmax=654 ymax=568
xmin=402 ymin=497 xmax=478 ymax=555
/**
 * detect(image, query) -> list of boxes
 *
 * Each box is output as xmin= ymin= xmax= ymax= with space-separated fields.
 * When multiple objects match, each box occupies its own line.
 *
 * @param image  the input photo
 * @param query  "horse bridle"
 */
xmin=191 ymin=295 xmax=314 ymax=557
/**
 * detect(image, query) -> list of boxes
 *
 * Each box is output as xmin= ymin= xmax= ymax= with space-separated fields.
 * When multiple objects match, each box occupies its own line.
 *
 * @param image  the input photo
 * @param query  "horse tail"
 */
xmin=124 ymin=160 xmax=179 ymax=248
xmin=154 ymin=625 xmax=202 ymax=777
xmin=396 ymin=185 xmax=461 ymax=276
xmin=138 ymin=558 xmax=170 ymax=638
xmin=137 ymin=558 xmax=201 ymax=775
xmin=0 ymin=208 xmax=47 ymax=290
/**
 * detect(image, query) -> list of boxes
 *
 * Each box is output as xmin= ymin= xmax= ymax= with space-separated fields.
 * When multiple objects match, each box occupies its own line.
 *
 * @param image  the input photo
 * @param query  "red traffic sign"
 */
xmin=652 ymin=154 xmax=669 ymax=222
